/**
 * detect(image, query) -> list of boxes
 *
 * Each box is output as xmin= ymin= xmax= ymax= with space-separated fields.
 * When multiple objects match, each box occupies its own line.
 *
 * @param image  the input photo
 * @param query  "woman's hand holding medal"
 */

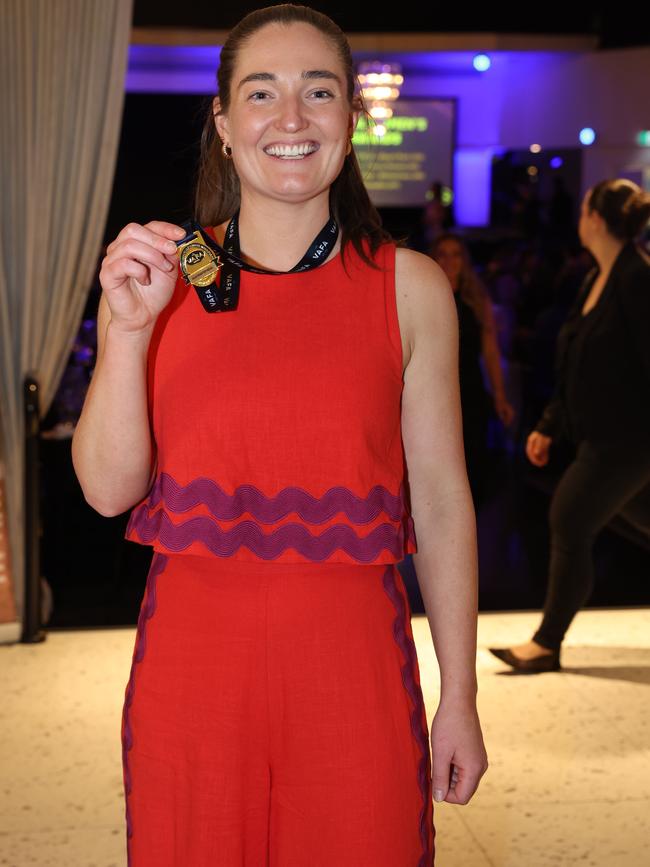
xmin=99 ymin=221 xmax=186 ymax=334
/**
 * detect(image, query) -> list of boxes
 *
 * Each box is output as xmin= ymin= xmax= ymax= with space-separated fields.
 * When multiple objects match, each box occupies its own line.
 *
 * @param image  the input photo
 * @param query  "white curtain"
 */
xmin=0 ymin=0 xmax=133 ymax=630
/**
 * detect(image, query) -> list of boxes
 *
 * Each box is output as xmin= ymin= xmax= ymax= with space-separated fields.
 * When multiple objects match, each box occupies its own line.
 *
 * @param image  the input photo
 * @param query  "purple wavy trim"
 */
xmin=121 ymin=553 xmax=167 ymax=865
xmin=146 ymin=473 xmax=408 ymax=524
xmin=382 ymin=565 xmax=435 ymax=866
xmin=128 ymin=506 xmax=408 ymax=563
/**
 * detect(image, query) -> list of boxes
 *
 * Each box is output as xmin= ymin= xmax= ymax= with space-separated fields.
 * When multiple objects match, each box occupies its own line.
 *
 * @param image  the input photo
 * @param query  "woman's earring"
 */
xmin=222 ymin=142 xmax=233 ymax=159
xmin=345 ymin=138 xmax=352 ymax=156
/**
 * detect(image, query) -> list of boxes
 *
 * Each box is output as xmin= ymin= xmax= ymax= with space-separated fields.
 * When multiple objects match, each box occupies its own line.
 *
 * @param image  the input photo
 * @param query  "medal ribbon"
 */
xmin=177 ymin=211 xmax=339 ymax=312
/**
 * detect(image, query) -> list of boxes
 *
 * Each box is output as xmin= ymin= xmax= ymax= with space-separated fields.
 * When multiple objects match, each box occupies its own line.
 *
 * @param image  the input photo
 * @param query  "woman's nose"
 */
xmin=275 ymin=94 xmax=308 ymax=132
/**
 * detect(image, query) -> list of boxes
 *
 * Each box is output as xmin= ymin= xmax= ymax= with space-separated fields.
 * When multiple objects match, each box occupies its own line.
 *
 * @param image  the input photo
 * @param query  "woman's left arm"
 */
xmin=396 ymin=248 xmax=489 ymax=806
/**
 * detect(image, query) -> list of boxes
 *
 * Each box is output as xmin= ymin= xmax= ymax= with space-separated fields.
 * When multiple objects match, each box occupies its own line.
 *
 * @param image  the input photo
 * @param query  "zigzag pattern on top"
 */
xmin=145 ymin=473 xmax=409 ymax=524
xmin=127 ymin=507 xmax=408 ymax=563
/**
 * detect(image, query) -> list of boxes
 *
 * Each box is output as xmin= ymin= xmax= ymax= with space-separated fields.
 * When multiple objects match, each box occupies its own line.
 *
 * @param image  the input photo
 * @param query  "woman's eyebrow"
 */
xmin=237 ymin=70 xmax=342 ymax=88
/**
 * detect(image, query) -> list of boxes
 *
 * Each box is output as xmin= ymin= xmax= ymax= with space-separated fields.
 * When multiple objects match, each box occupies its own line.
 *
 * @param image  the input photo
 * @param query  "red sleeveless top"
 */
xmin=125 ymin=233 xmax=417 ymax=564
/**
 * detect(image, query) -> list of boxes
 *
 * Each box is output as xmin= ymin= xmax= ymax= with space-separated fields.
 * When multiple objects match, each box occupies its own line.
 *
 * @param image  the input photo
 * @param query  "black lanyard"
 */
xmin=177 ymin=211 xmax=339 ymax=312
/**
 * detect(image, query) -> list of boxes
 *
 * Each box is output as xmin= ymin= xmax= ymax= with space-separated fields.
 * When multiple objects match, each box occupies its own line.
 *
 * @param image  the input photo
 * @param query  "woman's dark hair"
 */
xmin=587 ymin=179 xmax=650 ymax=241
xmin=194 ymin=3 xmax=392 ymax=268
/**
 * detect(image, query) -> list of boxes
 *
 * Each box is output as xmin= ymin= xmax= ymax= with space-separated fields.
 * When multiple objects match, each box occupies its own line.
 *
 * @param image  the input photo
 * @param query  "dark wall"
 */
xmin=130 ymin=2 xmax=645 ymax=50
xmin=105 ymin=93 xmax=209 ymax=242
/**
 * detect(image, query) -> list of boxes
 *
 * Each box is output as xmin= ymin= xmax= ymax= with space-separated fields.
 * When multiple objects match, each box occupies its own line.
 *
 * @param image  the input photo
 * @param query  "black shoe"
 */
xmin=488 ymin=646 xmax=561 ymax=673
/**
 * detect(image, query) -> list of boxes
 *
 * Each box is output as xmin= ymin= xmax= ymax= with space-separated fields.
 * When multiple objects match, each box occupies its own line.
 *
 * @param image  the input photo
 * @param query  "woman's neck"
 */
xmin=589 ymin=234 xmax=626 ymax=280
xmin=235 ymin=194 xmax=337 ymax=271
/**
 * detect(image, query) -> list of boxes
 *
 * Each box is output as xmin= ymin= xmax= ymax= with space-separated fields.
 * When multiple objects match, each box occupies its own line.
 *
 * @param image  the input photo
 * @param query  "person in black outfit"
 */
xmin=490 ymin=178 xmax=650 ymax=672
xmin=431 ymin=234 xmax=514 ymax=506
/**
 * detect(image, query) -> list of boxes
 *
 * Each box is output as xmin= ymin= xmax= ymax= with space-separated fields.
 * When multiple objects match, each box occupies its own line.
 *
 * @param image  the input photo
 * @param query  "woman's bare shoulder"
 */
xmin=395 ymin=246 xmax=451 ymax=297
xmin=394 ymin=247 xmax=456 ymax=368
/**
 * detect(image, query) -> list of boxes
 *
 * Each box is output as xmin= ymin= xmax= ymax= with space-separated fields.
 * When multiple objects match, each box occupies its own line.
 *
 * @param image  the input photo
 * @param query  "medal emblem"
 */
xmin=178 ymin=234 xmax=222 ymax=287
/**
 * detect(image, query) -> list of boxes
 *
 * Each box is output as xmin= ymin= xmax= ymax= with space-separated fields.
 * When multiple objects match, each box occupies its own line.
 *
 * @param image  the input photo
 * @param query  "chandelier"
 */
xmin=357 ymin=61 xmax=403 ymax=137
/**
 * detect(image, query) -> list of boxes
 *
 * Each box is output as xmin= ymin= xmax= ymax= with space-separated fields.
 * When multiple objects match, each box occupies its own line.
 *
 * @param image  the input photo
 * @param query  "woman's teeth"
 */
xmin=264 ymin=143 xmax=319 ymax=159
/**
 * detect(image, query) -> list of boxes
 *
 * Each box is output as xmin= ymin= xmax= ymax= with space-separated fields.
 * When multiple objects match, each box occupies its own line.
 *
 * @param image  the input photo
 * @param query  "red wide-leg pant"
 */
xmin=121 ymin=552 xmax=435 ymax=866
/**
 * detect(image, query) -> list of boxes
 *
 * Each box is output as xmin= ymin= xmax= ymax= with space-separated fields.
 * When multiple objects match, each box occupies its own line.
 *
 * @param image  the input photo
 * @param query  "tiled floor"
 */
xmin=1 ymin=607 xmax=649 ymax=866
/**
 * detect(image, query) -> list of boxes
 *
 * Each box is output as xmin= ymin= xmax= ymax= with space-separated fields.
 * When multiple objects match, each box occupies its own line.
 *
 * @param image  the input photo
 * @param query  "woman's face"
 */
xmin=433 ymin=239 xmax=463 ymax=288
xmin=578 ymin=189 xmax=603 ymax=249
xmin=577 ymin=191 xmax=591 ymax=247
xmin=215 ymin=22 xmax=359 ymax=206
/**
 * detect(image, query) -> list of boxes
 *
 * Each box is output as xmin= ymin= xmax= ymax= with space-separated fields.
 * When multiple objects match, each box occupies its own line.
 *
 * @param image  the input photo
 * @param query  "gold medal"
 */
xmin=178 ymin=230 xmax=221 ymax=287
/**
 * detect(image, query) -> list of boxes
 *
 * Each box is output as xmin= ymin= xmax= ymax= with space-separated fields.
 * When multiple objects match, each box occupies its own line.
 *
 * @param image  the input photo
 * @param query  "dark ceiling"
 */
xmin=132 ymin=2 xmax=650 ymax=49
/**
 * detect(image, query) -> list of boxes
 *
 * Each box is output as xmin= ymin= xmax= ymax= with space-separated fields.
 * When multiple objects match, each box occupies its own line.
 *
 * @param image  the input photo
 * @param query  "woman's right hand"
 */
xmin=99 ymin=221 xmax=187 ymax=333
xmin=526 ymin=430 xmax=552 ymax=467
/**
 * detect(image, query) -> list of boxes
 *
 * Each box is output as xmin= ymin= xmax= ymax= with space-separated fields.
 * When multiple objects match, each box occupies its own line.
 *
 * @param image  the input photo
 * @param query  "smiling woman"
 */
xmin=193 ymin=6 xmax=392 ymax=272
xmin=71 ymin=4 xmax=488 ymax=865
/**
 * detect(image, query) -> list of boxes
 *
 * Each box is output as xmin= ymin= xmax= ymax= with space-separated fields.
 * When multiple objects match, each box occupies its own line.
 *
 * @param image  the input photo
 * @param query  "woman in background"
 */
xmin=432 ymin=233 xmax=515 ymax=505
xmin=491 ymin=179 xmax=650 ymax=672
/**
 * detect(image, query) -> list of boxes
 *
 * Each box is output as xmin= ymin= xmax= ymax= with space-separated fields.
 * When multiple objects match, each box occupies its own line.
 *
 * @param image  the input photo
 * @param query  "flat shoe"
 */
xmin=488 ymin=646 xmax=561 ymax=673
